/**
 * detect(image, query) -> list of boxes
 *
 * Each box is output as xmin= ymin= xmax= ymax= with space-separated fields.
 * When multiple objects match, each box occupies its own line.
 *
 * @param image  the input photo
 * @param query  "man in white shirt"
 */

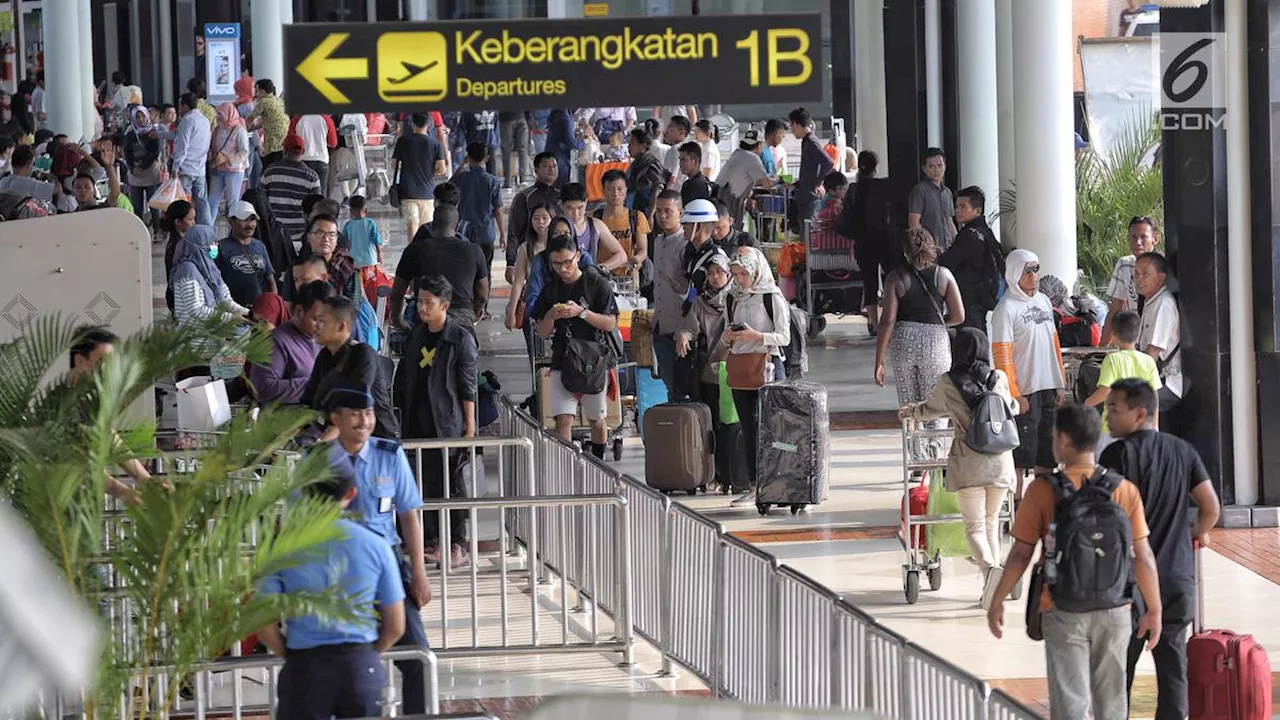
xmin=662 ymin=116 xmax=692 ymax=190
xmin=31 ymin=71 xmax=46 ymax=130
xmin=1102 ymin=217 xmax=1161 ymax=345
xmin=716 ymin=129 xmax=775 ymax=229
xmin=295 ymin=114 xmax=335 ymax=190
xmin=1134 ymin=251 xmax=1183 ymax=435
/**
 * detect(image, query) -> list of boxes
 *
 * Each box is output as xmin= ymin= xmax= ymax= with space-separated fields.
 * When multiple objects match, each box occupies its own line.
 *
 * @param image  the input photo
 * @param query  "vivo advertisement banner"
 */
xmin=205 ymin=23 xmax=242 ymax=104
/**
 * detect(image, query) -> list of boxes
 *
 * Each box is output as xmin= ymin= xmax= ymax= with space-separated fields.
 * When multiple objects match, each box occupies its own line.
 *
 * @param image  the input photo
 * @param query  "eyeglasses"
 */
xmin=310 ymin=230 xmax=339 ymax=240
xmin=551 ymin=257 xmax=578 ymax=269
xmin=1022 ymin=264 xmax=1040 ymax=275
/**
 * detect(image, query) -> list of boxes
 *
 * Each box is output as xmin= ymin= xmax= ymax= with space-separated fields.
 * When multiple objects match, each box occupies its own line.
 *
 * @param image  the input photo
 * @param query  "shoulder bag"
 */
xmin=724 ymin=295 xmax=769 ymax=390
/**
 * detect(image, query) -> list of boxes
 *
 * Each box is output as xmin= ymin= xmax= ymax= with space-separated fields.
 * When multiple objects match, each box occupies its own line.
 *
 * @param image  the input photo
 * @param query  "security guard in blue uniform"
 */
xmin=258 ymin=461 xmax=406 ymax=719
xmin=320 ymin=384 xmax=432 ymax=714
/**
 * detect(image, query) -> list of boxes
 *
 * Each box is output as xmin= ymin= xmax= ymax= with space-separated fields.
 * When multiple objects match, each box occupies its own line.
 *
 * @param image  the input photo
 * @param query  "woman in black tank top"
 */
xmin=873 ymin=227 xmax=966 ymax=407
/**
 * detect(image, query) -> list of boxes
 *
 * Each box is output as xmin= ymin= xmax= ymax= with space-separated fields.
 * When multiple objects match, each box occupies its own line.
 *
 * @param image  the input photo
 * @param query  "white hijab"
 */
xmin=1004 ymin=249 xmax=1039 ymax=303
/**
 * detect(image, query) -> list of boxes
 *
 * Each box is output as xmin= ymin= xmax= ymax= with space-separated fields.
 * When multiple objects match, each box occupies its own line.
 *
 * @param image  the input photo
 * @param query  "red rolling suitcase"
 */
xmin=1187 ymin=547 xmax=1272 ymax=720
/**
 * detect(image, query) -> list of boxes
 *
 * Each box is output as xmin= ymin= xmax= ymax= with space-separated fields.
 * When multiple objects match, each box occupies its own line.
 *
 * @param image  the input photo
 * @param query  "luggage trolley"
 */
xmin=800 ymin=216 xmax=863 ymax=340
xmin=898 ymin=417 xmax=1019 ymax=604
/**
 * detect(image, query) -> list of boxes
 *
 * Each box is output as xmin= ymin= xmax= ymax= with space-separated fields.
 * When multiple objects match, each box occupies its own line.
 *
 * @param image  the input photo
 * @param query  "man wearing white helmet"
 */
xmin=681 ymin=198 xmax=723 ymax=309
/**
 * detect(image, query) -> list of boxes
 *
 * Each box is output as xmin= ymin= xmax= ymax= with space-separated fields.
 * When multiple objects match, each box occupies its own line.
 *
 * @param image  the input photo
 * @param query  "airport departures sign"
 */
xmin=283 ymin=14 xmax=822 ymax=114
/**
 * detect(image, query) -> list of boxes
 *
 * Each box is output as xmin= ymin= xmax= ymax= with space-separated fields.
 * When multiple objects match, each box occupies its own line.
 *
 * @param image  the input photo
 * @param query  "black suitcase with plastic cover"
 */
xmin=755 ymin=381 xmax=830 ymax=515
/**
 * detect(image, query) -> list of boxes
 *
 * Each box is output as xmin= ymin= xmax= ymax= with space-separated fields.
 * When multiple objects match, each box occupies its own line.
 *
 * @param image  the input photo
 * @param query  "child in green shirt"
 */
xmin=1084 ymin=310 xmax=1161 ymax=449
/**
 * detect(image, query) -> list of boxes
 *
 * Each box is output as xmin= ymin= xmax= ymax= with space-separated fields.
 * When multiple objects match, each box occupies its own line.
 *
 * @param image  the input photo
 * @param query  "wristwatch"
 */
xmin=578 ymin=306 xmax=590 ymax=319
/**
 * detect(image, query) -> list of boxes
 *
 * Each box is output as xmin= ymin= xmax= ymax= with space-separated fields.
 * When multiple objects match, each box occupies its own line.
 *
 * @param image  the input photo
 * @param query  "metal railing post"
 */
xmin=615 ymin=497 xmax=634 ymax=666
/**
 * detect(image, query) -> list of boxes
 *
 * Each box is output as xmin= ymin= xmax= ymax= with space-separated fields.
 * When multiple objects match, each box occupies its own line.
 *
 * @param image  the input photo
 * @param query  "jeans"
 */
xmin=277 ymin=646 xmax=385 ymax=720
xmin=394 ymin=555 xmax=430 ymax=714
xmin=651 ymin=331 xmax=687 ymax=401
xmin=209 ymin=169 xmax=244 ymax=218
xmin=180 ymin=172 xmax=210 ymax=226
xmin=956 ymin=485 xmax=1005 ymax=573
xmin=128 ymin=183 xmax=159 ymax=228
xmin=500 ymin=117 xmax=532 ymax=186
xmin=1042 ymin=606 xmax=1131 ymax=720
xmin=246 ymin=152 xmax=263 ymax=190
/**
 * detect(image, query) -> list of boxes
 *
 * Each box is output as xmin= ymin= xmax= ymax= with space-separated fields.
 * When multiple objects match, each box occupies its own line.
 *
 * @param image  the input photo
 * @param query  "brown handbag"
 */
xmin=513 ymin=287 xmax=527 ymax=329
xmin=725 ymin=352 xmax=769 ymax=390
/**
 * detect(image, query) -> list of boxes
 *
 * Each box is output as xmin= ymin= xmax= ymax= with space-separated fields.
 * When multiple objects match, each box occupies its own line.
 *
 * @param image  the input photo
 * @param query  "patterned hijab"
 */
xmin=728 ymin=246 xmax=778 ymax=299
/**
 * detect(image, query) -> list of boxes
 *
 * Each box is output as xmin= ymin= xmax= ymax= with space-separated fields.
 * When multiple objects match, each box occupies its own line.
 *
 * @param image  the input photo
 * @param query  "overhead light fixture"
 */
xmin=1151 ymin=0 xmax=1212 ymax=7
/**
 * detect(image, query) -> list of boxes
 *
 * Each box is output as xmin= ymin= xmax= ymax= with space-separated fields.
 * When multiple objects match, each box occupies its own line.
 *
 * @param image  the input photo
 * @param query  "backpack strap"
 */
xmin=1089 ymin=467 xmax=1123 ymax=493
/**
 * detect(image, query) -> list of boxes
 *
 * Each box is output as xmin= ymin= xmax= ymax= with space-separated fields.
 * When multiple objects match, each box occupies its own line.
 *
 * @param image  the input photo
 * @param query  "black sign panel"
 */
xmin=282 ymin=14 xmax=823 ymax=114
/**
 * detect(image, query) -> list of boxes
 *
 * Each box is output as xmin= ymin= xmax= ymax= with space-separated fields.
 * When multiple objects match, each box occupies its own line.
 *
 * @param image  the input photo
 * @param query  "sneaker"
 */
xmin=729 ymin=489 xmax=757 ymax=508
xmin=981 ymin=565 xmax=1004 ymax=611
xmin=424 ymin=546 xmax=441 ymax=564
xmin=450 ymin=544 xmax=471 ymax=569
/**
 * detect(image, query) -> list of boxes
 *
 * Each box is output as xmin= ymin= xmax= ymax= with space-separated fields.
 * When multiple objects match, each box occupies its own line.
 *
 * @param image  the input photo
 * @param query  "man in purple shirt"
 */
xmin=250 ymin=280 xmax=329 ymax=405
xmin=786 ymin=106 xmax=834 ymax=232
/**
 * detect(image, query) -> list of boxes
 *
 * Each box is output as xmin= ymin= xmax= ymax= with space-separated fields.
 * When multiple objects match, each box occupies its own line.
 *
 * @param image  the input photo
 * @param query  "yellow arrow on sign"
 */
xmin=296 ymin=33 xmax=370 ymax=105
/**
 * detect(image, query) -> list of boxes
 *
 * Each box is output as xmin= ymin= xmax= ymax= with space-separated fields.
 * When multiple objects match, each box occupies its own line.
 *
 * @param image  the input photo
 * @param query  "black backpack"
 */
xmin=559 ymin=337 xmax=611 ymax=394
xmin=1073 ymin=354 xmax=1106 ymax=404
xmin=964 ymin=371 xmax=1020 ymax=454
xmin=1045 ymin=468 xmax=1135 ymax=613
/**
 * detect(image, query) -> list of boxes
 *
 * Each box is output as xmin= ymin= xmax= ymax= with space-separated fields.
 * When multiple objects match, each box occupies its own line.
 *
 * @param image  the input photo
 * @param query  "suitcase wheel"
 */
xmin=904 ymin=570 xmax=920 ymax=604
xmin=757 ymin=504 xmax=770 ymax=516
xmin=611 ymin=438 xmax=623 ymax=461
xmin=928 ymin=565 xmax=943 ymax=591
xmin=789 ymin=504 xmax=805 ymax=515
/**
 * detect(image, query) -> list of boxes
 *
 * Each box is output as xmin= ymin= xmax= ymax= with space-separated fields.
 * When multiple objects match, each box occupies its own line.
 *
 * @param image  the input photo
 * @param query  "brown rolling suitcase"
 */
xmin=642 ymin=402 xmax=714 ymax=495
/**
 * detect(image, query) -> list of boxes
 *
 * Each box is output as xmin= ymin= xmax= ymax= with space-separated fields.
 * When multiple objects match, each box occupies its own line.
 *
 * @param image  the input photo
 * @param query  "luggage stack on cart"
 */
xmin=897 ymin=417 xmax=1019 ymax=604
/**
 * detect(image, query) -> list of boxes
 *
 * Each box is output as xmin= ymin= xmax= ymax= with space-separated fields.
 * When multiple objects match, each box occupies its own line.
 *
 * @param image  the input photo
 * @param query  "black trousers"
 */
xmin=1126 ymin=590 xmax=1193 ymax=720
xmin=393 ymin=556 xmax=431 ymax=714
xmin=419 ymin=447 xmax=468 ymax=548
xmin=278 ymin=645 xmax=383 ymax=720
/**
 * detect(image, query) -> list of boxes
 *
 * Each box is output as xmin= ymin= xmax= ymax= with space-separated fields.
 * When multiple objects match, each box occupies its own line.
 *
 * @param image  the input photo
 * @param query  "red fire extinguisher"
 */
xmin=0 ymin=43 xmax=15 ymax=86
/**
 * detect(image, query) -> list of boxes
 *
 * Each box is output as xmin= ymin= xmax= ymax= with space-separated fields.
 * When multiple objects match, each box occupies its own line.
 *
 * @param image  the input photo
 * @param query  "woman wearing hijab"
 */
xmin=873 ymin=226 xmax=965 ymax=407
xmin=991 ymin=249 xmax=1067 ymax=476
xmin=234 ymin=75 xmax=264 ymax=191
xmin=162 ymin=200 xmax=197 ymax=312
xmin=902 ymin=327 xmax=1016 ymax=607
xmin=676 ymin=247 xmax=741 ymax=492
xmin=242 ymin=187 xmax=297 ymax=299
xmin=169 ymin=225 xmax=250 ymax=326
xmin=722 ymin=246 xmax=790 ymax=508
xmin=210 ymin=102 xmax=251 ymax=219
xmin=123 ymin=104 xmax=162 ymax=229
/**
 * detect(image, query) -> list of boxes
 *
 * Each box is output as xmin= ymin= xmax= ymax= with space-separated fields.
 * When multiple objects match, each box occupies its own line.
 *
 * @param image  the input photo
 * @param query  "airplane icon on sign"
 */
xmin=387 ymin=61 xmax=439 ymax=85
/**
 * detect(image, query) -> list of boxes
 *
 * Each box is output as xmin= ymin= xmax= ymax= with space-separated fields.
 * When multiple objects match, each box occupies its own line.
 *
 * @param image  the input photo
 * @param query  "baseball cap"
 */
xmin=740 ymin=128 xmax=762 ymax=147
xmin=228 ymin=200 xmax=257 ymax=220
xmin=284 ymin=134 xmax=305 ymax=154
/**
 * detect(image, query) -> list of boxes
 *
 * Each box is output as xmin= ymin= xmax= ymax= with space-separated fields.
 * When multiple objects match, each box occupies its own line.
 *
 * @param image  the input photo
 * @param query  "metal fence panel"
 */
xmin=775 ymin=568 xmax=835 ymax=709
xmin=903 ymin=644 xmax=986 ymax=720
xmin=717 ymin=538 xmax=777 ymax=704
xmin=664 ymin=504 xmax=721 ymax=685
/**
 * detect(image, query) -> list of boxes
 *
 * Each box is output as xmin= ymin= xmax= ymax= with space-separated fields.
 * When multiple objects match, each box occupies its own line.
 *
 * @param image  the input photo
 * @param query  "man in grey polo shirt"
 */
xmin=908 ymin=147 xmax=957 ymax=251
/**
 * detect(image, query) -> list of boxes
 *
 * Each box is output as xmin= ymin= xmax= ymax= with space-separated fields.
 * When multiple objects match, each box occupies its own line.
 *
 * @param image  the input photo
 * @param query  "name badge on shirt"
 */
xmin=374 ymin=476 xmax=393 ymax=513
xmin=379 ymin=496 xmax=393 ymax=513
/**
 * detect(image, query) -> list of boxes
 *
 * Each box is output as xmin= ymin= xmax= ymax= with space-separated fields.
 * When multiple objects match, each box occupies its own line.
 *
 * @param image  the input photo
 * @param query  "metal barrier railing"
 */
xmin=497 ymin=396 xmax=1042 ymax=720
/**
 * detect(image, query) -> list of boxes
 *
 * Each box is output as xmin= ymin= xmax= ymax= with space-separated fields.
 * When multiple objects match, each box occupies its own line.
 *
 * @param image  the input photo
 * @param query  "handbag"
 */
xmin=725 ymin=352 xmax=768 ymax=390
xmin=387 ymin=183 xmax=402 ymax=209
xmin=560 ymin=337 xmax=611 ymax=395
xmin=1025 ymin=564 xmax=1046 ymax=641
xmin=513 ymin=287 xmax=527 ymax=329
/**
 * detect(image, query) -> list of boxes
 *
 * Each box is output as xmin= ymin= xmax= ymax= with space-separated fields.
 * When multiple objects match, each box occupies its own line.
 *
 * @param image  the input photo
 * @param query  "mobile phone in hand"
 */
xmin=731 ymin=323 xmax=746 ymax=331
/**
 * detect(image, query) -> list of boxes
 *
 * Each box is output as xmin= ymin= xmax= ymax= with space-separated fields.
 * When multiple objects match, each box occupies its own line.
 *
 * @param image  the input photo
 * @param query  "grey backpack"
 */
xmin=965 ymin=372 xmax=1019 ymax=454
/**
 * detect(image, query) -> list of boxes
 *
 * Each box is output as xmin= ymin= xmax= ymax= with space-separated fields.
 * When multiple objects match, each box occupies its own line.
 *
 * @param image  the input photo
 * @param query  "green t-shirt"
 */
xmin=1097 ymin=348 xmax=1162 ymax=435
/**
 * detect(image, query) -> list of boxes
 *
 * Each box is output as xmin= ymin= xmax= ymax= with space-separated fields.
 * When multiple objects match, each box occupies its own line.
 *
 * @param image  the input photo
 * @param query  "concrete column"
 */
xmin=994 ymin=0 xmax=1015 ymax=248
xmin=406 ymin=0 xmax=431 ymax=20
xmin=280 ymin=1 xmax=293 ymax=25
xmin=78 ymin=0 xmax=94 ymax=140
xmin=853 ymin=0 xmax=889 ymax=158
xmin=43 ymin=0 xmax=82 ymax=141
xmin=924 ymin=0 xmax=943 ymax=147
xmin=252 ymin=0 xmax=285 ymax=95
xmin=956 ymin=0 xmax=1000 ymax=238
xmin=1011 ymin=0 xmax=1075 ymax=284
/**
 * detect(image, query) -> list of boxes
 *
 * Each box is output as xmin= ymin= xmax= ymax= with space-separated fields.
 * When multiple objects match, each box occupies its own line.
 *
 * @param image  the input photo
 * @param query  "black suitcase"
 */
xmin=643 ymin=402 xmax=715 ymax=495
xmin=755 ymin=381 xmax=830 ymax=514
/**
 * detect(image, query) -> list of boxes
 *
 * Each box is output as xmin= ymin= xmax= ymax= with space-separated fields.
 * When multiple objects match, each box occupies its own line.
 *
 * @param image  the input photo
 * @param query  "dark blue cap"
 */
xmin=324 ymin=384 xmax=374 ymax=412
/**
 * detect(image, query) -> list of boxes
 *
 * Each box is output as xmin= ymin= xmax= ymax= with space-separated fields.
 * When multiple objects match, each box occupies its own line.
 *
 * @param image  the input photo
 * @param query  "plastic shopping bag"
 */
xmin=717 ymin=362 xmax=740 ymax=426
xmin=175 ymin=377 xmax=231 ymax=432
xmin=924 ymin=469 xmax=970 ymax=559
xmin=148 ymin=176 xmax=190 ymax=212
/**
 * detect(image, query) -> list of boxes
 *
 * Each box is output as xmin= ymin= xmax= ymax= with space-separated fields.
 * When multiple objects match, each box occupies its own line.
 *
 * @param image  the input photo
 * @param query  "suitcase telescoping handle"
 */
xmin=1193 ymin=541 xmax=1205 ymax=634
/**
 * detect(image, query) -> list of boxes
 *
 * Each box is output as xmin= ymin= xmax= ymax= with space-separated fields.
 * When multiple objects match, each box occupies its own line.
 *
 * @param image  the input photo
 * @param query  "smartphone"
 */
xmin=730 ymin=323 xmax=746 ymax=331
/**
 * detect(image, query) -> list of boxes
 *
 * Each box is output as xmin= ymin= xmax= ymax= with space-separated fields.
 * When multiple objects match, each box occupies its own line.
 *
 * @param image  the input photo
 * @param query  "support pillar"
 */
xmin=994 ymin=0 xmax=1015 ymax=248
xmin=853 ymin=0 xmax=888 ymax=158
xmin=43 ymin=0 xmax=82 ymax=141
xmin=923 ymin=0 xmax=943 ymax=147
xmin=830 ymin=0 xmax=855 ymax=137
xmin=251 ymin=0 xmax=285 ymax=96
xmin=956 ymin=0 xmax=999 ymax=236
xmin=884 ymin=0 xmax=926 ymax=224
xmin=78 ymin=0 xmax=94 ymax=140
xmin=1010 ymin=0 xmax=1074 ymax=284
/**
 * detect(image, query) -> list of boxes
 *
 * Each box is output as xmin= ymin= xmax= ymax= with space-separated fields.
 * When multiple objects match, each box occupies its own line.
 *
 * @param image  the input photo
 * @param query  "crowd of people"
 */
xmin=29 ymin=62 xmax=1215 ymax=718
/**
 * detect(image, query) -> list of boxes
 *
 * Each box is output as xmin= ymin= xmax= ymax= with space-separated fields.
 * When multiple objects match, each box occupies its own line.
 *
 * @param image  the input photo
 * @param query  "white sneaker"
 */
xmin=729 ymin=489 xmax=757 ymax=508
xmin=981 ymin=565 xmax=1004 ymax=610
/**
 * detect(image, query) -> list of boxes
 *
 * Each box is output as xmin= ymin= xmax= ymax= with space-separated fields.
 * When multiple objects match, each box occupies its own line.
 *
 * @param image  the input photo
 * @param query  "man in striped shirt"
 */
xmin=262 ymin=134 xmax=321 ymax=245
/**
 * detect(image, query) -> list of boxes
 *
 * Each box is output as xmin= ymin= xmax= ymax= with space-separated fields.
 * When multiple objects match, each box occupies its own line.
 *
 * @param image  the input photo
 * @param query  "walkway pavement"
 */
xmin=151 ymin=198 xmax=1280 ymax=719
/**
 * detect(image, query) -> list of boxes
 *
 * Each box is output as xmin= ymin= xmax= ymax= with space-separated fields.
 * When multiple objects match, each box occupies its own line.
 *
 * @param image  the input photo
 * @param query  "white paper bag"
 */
xmin=175 ymin=377 xmax=231 ymax=432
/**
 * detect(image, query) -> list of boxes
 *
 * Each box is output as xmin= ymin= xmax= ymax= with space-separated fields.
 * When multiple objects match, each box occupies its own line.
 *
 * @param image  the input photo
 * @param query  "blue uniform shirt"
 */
xmin=452 ymin=164 xmax=502 ymax=246
xmin=260 ymin=518 xmax=405 ymax=649
xmin=327 ymin=439 xmax=424 ymax=546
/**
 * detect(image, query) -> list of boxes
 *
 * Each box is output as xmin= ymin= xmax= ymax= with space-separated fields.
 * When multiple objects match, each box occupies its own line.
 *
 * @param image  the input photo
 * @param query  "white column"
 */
xmin=252 ymin=0 xmax=285 ymax=95
xmin=853 ymin=0 xmax=889 ymax=158
xmin=406 ymin=0 xmax=431 ymax=20
xmin=923 ymin=0 xmax=943 ymax=147
xmin=158 ymin=0 xmax=173 ymax=103
xmin=77 ymin=0 xmax=94 ymax=141
xmin=994 ymin=0 xmax=1015 ymax=248
xmin=43 ymin=0 xmax=82 ymax=141
xmin=1011 ymin=0 xmax=1075 ymax=284
xmin=956 ymin=0 xmax=1000 ymax=238
xmin=1225 ymin=0 xmax=1258 ymax=506
xmin=280 ymin=1 xmax=293 ymax=25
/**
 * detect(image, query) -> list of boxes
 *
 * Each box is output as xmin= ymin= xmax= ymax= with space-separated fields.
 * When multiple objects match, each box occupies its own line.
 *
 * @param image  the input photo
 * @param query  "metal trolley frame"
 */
xmin=898 ymin=418 xmax=1020 ymax=605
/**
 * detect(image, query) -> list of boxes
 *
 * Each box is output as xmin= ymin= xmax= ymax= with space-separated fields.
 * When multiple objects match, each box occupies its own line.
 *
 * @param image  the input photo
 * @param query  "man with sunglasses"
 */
xmin=1102 ymin=217 xmax=1161 ymax=346
xmin=992 ymin=249 xmax=1067 ymax=478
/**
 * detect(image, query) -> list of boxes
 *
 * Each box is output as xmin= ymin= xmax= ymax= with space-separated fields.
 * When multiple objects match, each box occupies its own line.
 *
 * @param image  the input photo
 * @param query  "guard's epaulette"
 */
xmin=369 ymin=437 xmax=402 ymax=452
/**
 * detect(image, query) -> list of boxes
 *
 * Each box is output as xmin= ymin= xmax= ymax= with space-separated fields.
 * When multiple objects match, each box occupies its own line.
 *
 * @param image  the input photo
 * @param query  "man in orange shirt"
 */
xmin=986 ymin=404 xmax=1162 ymax=720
